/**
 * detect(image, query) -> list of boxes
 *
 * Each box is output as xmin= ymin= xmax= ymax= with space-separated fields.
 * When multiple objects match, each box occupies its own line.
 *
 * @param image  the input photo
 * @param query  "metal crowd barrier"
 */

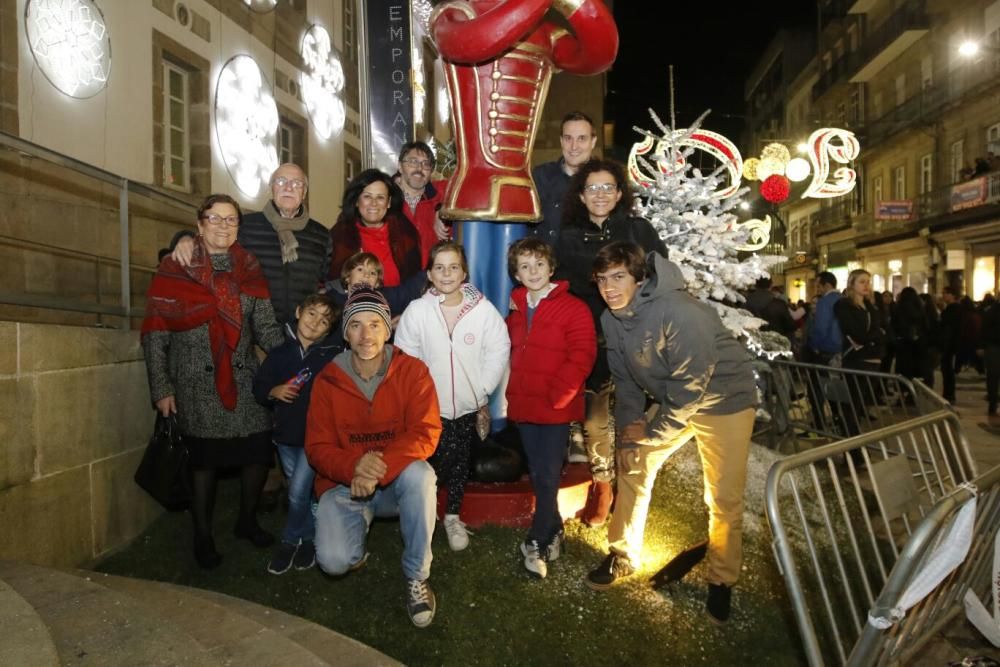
xmin=765 ymin=410 xmax=978 ymax=666
xmin=757 ymin=360 xmax=947 ymax=453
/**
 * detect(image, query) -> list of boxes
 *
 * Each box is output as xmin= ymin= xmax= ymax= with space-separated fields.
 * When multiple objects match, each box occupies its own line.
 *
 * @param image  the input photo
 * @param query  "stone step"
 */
xmin=181 ymin=587 xmax=402 ymax=666
xmin=0 ymin=575 xmax=59 ymax=667
xmin=0 ymin=561 xmax=217 ymax=666
xmin=74 ymin=571 xmax=332 ymax=667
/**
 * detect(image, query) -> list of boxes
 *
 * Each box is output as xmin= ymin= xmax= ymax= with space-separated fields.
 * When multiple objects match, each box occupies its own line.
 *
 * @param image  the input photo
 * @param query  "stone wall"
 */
xmin=0 ymin=321 xmax=161 ymax=567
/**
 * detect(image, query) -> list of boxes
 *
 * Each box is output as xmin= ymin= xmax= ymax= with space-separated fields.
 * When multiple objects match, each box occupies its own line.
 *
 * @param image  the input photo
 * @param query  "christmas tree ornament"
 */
xmin=785 ymin=157 xmax=811 ymax=182
xmin=742 ymin=157 xmax=761 ymax=181
xmin=761 ymin=142 xmax=791 ymax=165
xmin=757 ymin=156 xmax=785 ymax=181
xmin=761 ymin=174 xmax=791 ymax=203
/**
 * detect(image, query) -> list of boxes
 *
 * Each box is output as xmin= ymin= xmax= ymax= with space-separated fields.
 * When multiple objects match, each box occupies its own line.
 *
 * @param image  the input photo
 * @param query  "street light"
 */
xmin=958 ymin=39 xmax=1000 ymax=58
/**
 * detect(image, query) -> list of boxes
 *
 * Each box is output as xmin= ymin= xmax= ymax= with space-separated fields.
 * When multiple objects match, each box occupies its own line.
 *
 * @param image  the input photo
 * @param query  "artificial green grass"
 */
xmin=95 ymin=445 xmax=807 ymax=666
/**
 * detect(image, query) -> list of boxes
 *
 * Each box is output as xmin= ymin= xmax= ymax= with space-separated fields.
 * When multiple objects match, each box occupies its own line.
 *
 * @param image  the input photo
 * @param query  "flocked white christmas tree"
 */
xmin=633 ymin=110 xmax=791 ymax=358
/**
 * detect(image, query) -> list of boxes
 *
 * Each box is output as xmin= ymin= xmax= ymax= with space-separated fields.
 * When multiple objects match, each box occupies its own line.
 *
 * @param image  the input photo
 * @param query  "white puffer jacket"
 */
xmin=394 ymin=283 xmax=510 ymax=420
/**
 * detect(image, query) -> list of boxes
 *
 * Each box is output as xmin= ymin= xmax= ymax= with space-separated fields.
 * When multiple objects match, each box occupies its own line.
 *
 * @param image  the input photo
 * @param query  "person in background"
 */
xmin=143 ymin=194 xmax=285 ymax=569
xmin=801 ymin=272 xmax=844 ymax=431
xmin=556 ymin=158 xmax=666 ymax=528
xmin=981 ymin=294 xmax=1000 ymax=420
xmin=833 ymin=269 xmax=886 ymax=435
xmin=920 ymin=293 xmax=940 ymax=390
xmin=584 ymin=242 xmax=756 ymax=626
xmin=940 ymin=287 xmax=962 ymax=405
xmin=254 ymin=293 xmax=341 ymax=575
xmin=530 ymin=111 xmax=598 ymax=243
xmin=745 ymin=277 xmax=796 ymax=341
xmin=394 ymin=241 xmax=510 ymax=552
xmin=891 ymin=287 xmax=929 ymax=402
xmin=395 ymin=141 xmax=450 ymax=265
xmin=306 ymin=286 xmax=442 ymax=628
xmin=956 ymin=296 xmax=984 ymax=375
xmin=505 ymin=237 xmax=596 ymax=578
xmin=878 ymin=290 xmax=895 ymax=376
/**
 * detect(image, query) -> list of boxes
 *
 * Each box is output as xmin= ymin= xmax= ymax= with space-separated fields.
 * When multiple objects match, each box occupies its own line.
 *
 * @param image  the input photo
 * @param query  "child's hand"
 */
xmin=269 ymin=383 xmax=300 ymax=403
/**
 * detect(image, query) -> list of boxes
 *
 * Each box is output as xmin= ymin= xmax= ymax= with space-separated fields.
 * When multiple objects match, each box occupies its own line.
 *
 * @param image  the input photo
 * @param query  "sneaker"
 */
xmin=520 ymin=540 xmax=548 ymax=579
xmin=585 ymin=552 xmax=635 ymax=591
xmin=443 ymin=514 xmax=472 ymax=551
xmin=292 ymin=540 xmax=315 ymax=570
xmin=406 ymin=578 xmax=436 ymax=628
xmin=546 ymin=530 xmax=564 ymax=562
xmin=348 ymin=551 xmax=370 ymax=572
xmin=568 ymin=422 xmax=588 ymax=463
xmin=706 ymin=583 xmax=732 ymax=624
xmin=267 ymin=541 xmax=298 ymax=575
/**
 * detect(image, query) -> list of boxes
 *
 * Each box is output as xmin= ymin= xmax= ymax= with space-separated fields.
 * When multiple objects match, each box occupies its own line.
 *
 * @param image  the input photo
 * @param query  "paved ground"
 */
xmin=920 ymin=367 xmax=1000 ymax=664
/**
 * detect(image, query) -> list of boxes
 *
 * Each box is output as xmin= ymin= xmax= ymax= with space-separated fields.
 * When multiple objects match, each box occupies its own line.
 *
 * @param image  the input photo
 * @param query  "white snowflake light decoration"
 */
xmin=300 ymin=25 xmax=346 ymax=140
xmin=25 ymin=0 xmax=111 ymax=99
xmin=214 ymin=55 xmax=279 ymax=197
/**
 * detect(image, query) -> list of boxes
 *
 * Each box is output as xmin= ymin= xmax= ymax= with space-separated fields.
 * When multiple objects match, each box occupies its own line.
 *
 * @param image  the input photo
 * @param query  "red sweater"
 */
xmin=506 ymin=281 xmax=596 ymax=424
xmin=305 ymin=349 xmax=442 ymax=498
xmin=403 ymin=179 xmax=448 ymax=268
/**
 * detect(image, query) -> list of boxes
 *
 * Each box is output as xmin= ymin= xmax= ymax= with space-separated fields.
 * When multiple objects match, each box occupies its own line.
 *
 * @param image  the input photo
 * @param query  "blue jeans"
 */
xmin=518 ymin=423 xmax=568 ymax=549
xmin=314 ymin=460 xmax=436 ymax=581
xmin=275 ymin=444 xmax=316 ymax=545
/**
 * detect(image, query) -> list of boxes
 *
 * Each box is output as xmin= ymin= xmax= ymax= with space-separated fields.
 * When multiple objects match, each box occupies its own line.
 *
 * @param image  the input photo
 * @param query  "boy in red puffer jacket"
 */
xmin=505 ymin=238 xmax=596 ymax=579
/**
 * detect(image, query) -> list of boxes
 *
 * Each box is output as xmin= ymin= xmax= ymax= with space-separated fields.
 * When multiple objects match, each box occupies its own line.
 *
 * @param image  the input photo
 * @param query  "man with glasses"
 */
xmin=395 ymin=141 xmax=449 ymax=267
xmin=170 ymin=163 xmax=331 ymax=325
xmin=530 ymin=112 xmax=598 ymax=242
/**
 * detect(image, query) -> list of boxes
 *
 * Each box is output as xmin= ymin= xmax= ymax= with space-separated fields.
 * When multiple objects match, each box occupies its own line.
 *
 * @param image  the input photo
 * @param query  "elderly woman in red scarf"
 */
xmin=142 ymin=193 xmax=285 ymax=569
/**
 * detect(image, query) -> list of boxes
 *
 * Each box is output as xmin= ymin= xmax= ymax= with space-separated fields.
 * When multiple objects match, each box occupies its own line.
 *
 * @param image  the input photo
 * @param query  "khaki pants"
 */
xmin=607 ymin=407 xmax=755 ymax=586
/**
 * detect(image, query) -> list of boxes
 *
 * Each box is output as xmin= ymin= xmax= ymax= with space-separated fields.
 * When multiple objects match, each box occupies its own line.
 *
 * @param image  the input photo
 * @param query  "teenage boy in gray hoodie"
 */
xmin=583 ymin=241 xmax=757 ymax=625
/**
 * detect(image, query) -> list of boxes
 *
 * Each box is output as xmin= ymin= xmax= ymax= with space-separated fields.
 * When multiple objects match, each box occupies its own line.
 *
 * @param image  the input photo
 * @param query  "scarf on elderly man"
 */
xmin=262 ymin=200 xmax=310 ymax=264
xmin=141 ymin=239 xmax=270 ymax=410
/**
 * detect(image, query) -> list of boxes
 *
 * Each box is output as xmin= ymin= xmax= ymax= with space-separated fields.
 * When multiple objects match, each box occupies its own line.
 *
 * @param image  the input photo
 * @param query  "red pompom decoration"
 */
xmin=761 ymin=174 xmax=791 ymax=204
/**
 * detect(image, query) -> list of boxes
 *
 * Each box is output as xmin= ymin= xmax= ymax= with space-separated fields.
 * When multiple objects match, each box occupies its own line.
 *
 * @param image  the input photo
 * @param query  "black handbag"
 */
xmin=134 ymin=414 xmax=191 ymax=510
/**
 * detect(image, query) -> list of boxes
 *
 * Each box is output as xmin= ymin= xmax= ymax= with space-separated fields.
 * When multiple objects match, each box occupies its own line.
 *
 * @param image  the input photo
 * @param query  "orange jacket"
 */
xmin=305 ymin=348 xmax=442 ymax=498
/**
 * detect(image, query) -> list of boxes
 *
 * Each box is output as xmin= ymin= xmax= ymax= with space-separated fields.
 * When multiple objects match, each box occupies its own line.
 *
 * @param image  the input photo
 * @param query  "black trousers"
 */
xmin=428 ymin=412 xmax=479 ymax=515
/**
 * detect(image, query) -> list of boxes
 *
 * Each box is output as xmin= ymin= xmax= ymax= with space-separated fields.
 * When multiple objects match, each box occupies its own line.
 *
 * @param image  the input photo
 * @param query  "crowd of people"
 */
xmin=141 ymin=112 xmax=759 ymax=629
xmin=751 ymin=271 xmax=1000 ymax=425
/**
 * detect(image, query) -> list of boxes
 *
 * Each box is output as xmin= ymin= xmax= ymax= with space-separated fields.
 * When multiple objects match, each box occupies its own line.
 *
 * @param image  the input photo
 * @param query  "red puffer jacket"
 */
xmin=506 ymin=281 xmax=596 ymax=424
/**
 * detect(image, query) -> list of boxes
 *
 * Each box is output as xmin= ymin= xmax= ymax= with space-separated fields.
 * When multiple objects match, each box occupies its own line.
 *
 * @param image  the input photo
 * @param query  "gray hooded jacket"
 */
xmin=601 ymin=253 xmax=757 ymax=444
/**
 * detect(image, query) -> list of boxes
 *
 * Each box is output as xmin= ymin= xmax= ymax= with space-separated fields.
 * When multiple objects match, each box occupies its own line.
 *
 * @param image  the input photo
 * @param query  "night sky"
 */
xmin=608 ymin=4 xmax=817 ymax=158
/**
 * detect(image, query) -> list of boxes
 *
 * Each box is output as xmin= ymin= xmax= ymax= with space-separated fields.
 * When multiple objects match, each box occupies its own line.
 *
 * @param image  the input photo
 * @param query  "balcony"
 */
xmin=812 ymin=52 xmax=860 ymax=101
xmin=862 ymin=60 xmax=1000 ymax=146
xmin=821 ymin=0 xmax=853 ymax=28
xmin=848 ymin=0 xmax=877 ymax=13
xmin=850 ymin=1 xmax=929 ymax=82
xmin=813 ymin=200 xmax=855 ymax=234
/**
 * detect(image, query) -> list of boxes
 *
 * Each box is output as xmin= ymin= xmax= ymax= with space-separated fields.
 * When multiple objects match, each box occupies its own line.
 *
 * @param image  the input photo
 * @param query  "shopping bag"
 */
xmin=134 ymin=414 xmax=191 ymax=510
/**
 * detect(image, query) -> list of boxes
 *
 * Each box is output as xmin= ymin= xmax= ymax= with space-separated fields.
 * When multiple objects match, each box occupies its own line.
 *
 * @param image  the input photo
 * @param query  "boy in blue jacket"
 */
xmin=254 ymin=293 xmax=341 ymax=574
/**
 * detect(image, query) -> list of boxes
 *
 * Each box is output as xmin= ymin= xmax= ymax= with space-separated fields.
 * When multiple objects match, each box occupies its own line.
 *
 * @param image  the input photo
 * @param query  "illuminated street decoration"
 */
xmin=25 ymin=0 xmax=111 ymax=99
xmin=300 ymin=25 xmax=346 ymax=140
xmin=214 ymin=55 xmax=279 ymax=197
xmin=785 ymin=157 xmax=810 ymax=182
xmin=243 ymin=0 xmax=277 ymax=12
xmin=801 ymin=127 xmax=860 ymax=199
xmin=731 ymin=215 xmax=772 ymax=252
xmin=628 ymin=129 xmax=743 ymax=199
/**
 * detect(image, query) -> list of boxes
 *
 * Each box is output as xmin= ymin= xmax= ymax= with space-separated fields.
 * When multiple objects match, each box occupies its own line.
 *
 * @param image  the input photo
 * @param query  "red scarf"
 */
xmin=141 ymin=240 xmax=270 ymax=410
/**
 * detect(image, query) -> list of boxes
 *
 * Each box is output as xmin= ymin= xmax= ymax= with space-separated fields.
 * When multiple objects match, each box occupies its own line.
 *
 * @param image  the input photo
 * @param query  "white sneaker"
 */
xmin=520 ymin=540 xmax=548 ymax=579
xmin=546 ymin=530 xmax=564 ymax=562
xmin=443 ymin=514 xmax=471 ymax=551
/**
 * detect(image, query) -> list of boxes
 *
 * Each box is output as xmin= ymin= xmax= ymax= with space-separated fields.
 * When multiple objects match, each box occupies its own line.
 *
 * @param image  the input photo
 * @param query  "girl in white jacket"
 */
xmin=394 ymin=241 xmax=510 ymax=551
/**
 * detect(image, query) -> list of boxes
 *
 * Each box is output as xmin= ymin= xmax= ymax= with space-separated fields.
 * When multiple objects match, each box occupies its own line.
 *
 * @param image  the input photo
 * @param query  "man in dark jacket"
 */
xmin=583 ymin=242 xmax=757 ymax=625
xmin=530 ymin=111 xmax=597 ymax=242
xmin=940 ymin=287 xmax=962 ymax=404
xmin=170 ymin=162 xmax=331 ymax=325
xmin=801 ymin=272 xmax=844 ymax=432
xmin=395 ymin=141 xmax=448 ymax=267
xmin=745 ymin=277 xmax=796 ymax=340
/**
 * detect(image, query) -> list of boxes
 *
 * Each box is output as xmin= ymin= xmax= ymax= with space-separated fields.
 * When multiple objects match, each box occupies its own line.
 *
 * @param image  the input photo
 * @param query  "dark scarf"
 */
xmin=141 ymin=240 xmax=269 ymax=409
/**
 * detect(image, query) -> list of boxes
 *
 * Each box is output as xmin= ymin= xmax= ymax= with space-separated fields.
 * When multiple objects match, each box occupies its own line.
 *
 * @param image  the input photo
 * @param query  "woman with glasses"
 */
xmin=555 ymin=158 xmax=666 ymax=528
xmin=142 ymin=194 xmax=285 ymax=569
xmin=327 ymin=169 xmax=424 ymax=316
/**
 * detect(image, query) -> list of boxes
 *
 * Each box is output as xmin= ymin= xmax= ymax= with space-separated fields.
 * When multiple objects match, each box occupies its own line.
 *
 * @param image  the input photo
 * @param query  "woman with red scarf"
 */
xmin=142 ymin=194 xmax=285 ymax=569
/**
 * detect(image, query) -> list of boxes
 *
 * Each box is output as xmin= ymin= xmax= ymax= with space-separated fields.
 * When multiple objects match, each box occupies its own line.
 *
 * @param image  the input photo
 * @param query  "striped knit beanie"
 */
xmin=342 ymin=284 xmax=392 ymax=336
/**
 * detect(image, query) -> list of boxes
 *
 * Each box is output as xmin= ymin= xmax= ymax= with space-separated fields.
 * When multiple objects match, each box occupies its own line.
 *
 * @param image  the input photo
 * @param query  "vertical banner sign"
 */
xmin=363 ymin=1 xmax=413 ymax=173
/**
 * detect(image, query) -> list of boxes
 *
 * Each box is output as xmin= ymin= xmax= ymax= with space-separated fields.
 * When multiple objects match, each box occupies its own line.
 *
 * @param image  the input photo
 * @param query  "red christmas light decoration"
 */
xmin=761 ymin=174 xmax=791 ymax=204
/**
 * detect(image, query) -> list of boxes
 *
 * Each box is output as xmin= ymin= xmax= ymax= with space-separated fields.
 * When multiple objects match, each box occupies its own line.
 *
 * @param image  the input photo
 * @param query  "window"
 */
xmin=275 ymin=110 xmax=307 ymax=173
xmin=847 ymin=24 xmax=858 ymax=52
xmin=987 ymin=123 xmax=1000 ymax=155
xmin=163 ymin=61 xmax=189 ymax=190
xmin=895 ymin=74 xmax=906 ymax=107
xmin=920 ymin=153 xmax=933 ymax=194
xmin=873 ymin=175 xmax=883 ymax=207
xmin=343 ymin=0 xmax=356 ymax=63
xmin=803 ymin=221 xmax=811 ymax=247
xmin=872 ymin=91 xmax=883 ymax=120
xmin=893 ymin=165 xmax=906 ymax=199
xmin=989 ymin=28 xmax=1000 ymax=75
xmin=950 ymin=139 xmax=965 ymax=182
xmin=849 ymin=86 xmax=862 ymax=125
xmin=279 ymin=121 xmax=295 ymax=164
xmin=921 ymin=55 xmax=933 ymax=89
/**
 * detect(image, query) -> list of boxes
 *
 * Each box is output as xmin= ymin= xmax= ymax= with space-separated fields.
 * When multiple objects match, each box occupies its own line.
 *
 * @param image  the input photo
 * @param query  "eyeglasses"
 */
xmin=583 ymin=183 xmax=618 ymax=195
xmin=201 ymin=214 xmax=239 ymax=227
xmin=401 ymin=157 xmax=433 ymax=170
xmin=273 ymin=176 xmax=306 ymax=190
